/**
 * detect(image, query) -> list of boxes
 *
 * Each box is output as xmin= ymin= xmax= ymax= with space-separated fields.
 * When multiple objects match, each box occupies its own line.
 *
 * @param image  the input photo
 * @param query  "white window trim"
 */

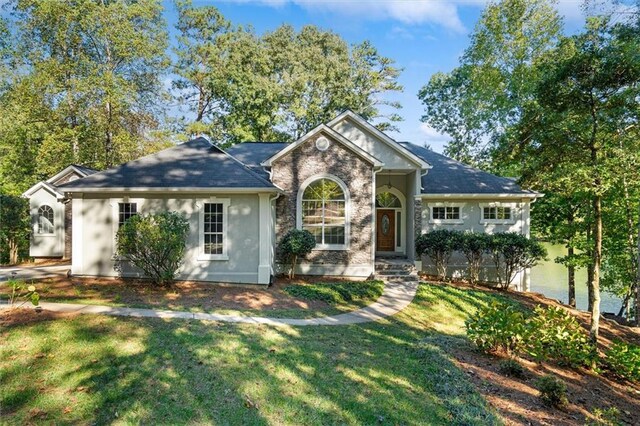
xmin=296 ymin=174 xmax=350 ymax=251
xmin=110 ymin=198 xmax=144 ymax=258
xmin=427 ymin=202 xmax=466 ymax=225
xmin=36 ymin=204 xmax=56 ymax=236
xmin=197 ymin=197 xmax=230 ymax=261
xmin=479 ymin=202 xmax=517 ymax=225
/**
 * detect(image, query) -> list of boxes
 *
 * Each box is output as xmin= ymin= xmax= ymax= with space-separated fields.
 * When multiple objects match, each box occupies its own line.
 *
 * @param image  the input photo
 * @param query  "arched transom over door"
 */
xmin=375 ymin=191 xmax=404 ymax=253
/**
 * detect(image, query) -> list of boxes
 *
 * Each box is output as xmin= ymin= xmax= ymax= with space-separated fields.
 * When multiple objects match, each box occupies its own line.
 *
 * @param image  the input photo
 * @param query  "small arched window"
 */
xmin=300 ymin=177 xmax=347 ymax=247
xmin=38 ymin=205 xmax=54 ymax=234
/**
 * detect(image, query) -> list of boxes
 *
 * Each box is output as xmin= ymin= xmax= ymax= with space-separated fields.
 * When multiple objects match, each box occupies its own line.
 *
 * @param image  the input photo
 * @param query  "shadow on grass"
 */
xmin=1 ymin=283 xmax=506 ymax=425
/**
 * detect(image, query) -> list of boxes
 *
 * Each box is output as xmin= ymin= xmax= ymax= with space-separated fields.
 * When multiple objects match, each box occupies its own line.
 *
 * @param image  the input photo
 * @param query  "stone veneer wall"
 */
xmin=271 ymin=132 xmax=374 ymax=265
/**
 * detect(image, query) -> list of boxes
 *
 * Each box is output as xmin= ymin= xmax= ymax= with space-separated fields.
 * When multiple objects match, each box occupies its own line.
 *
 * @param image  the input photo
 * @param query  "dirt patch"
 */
xmin=7 ymin=276 xmax=367 ymax=312
xmin=451 ymin=347 xmax=640 ymax=426
xmin=0 ymin=307 xmax=76 ymax=327
xmin=9 ymin=259 xmax=71 ymax=268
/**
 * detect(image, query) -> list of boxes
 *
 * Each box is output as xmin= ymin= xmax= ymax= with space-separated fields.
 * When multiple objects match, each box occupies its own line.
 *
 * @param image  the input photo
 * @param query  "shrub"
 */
xmin=498 ymin=358 xmax=526 ymax=378
xmin=279 ymin=229 xmax=316 ymax=279
xmin=0 ymin=195 xmax=30 ymax=265
xmin=525 ymin=306 xmax=593 ymax=368
xmin=604 ymin=341 xmax=640 ymax=383
xmin=115 ymin=212 xmax=189 ymax=286
xmin=3 ymin=279 xmax=40 ymax=308
xmin=465 ymin=302 xmax=528 ymax=355
xmin=535 ymin=374 xmax=568 ymax=408
xmin=460 ymin=232 xmax=490 ymax=284
xmin=585 ymin=407 xmax=621 ymax=426
xmin=416 ymin=230 xmax=463 ymax=280
xmin=488 ymin=232 xmax=546 ymax=289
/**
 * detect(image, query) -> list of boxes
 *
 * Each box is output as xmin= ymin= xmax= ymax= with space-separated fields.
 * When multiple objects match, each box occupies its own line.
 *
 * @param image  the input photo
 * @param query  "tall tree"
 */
xmin=418 ymin=0 xmax=562 ymax=168
xmin=509 ymin=17 xmax=640 ymax=343
xmin=0 ymin=0 xmax=171 ymax=194
xmin=173 ymin=2 xmax=403 ymax=144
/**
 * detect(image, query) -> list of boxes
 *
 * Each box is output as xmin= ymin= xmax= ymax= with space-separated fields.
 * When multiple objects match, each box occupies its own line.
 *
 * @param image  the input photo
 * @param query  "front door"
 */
xmin=376 ymin=209 xmax=395 ymax=251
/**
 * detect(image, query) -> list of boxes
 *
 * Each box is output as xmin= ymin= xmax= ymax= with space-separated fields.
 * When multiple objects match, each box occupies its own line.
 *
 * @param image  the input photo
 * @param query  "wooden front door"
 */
xmin=376 ymin=209 xmax=395 ymax=251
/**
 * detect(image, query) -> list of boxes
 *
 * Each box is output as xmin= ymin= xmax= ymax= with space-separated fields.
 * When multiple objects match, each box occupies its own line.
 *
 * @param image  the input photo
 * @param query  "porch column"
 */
xmin=258 ymin=193 xmax=272 ymax=284
xmin=71 ymin=196 xmax=83 ymax=276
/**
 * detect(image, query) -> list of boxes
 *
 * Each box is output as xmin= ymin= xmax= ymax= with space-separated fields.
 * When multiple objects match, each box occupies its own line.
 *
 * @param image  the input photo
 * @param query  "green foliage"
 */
xmin=3 ymin=279 xmax=40 ymax=308
xmin=465 ymin=302 xmax=528 ymax=354
xmin=416 ymin=230 xmax=463 ymax=280
xmin=488 ymin=232 xmax=547 ymax=289
xmin=604 ymin=341 xmax=640 ymax=383
xmin=498 ymin=358 xmax=526 ymax=378
xmin=525 ymin=306 xmax=593 ymax=368
xmin=467 ymin=303 xmax=593 ymax=368
xmin=115 ymin=212 xmax=189 ymax=286
xmin=585 ymin=407 xmax=621 ymax=426
xmin=278 ymin=229 xmax=316 ymax=279
xmin=418 ymin=0 xmax=562 ymax=166
xmin=535 ymin=374 xmax=568 ymax=408
xmin=0 ymin=194 xmax=30 ymax=264
xmin=174 ymin=1 xmax=403 ymax=144
xmin=283 ymin=280 xmax=384 ymax=306
xmin=460 ymin=232 xmax=491 ymax=284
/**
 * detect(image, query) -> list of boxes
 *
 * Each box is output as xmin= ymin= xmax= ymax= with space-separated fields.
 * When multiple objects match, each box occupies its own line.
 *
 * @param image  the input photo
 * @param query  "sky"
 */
xmin=162 ymin=0 xmax=595 ymax=152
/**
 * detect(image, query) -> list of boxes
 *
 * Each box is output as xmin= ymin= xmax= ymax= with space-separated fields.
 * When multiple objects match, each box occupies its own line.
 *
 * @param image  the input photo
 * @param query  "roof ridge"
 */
xmin=215 ymin=144 xmax=281 ymax=189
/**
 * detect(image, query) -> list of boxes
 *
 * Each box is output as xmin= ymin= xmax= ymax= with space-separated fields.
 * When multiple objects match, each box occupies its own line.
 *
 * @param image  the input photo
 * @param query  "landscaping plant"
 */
xmin=278 ymin=229 xmax=316 ymax=279
xmin=535 ymin=374 xmax=568 ymax=408
xmin=488 ymin=232 xmax=546 ymax=289
xmin=416 ymin=229 xmax=463 ymax=280
xmin=465 ymin=302 xmax=528 ymax=355
xmin=604 ymin=341 xmax=640 ymax=383
xmin=115 ymin=212 xmax=189 ymax=286
xmin=4 ymin=279 xmax=39 ymax=308
xmin=460 ymin=232 xmax=490 ymax=284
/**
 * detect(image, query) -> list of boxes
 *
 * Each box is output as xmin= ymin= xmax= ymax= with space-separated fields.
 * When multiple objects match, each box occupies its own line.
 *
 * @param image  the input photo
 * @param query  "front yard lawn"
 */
xmin=1 ymin=283 xmax=500 ymax=425
xmin=1 ymin=277 xmax=384 ymax=319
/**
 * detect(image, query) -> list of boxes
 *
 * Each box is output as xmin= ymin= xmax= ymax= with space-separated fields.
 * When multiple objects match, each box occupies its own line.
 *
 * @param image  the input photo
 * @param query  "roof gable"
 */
xmin=261 ymin=124 xmax=384 ymax=168
xmin=58 ymin=138 xmax=278 ymax=192
xmin=327 ymin=110 xmax=430 ymax=170
xmin=22 ymin=181 xmax=63 ymax=198
xmin=46 ymin=164 xmax=97 ymax=186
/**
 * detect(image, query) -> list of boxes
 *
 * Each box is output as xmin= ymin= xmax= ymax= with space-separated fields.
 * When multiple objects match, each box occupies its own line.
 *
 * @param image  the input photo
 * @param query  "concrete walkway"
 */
xmin=2 ymin=280 xmax=419 ymax=326
xmin=0 ymin=264 xmax=70 ymax=281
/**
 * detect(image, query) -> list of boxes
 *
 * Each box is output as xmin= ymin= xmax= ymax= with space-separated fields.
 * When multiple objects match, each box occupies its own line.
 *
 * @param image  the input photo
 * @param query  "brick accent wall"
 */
xmin=271 ymin=132 xmax=374 ymax=265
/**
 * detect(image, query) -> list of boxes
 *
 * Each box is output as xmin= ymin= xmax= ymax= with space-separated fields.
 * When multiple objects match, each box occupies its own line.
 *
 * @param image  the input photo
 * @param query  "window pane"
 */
xmin=324 ymin=226 xmax=345 ymax=245
xmin=446 ymin=207 xmax=460 ymax=220
xmin=118 ymin=203 xmax=138 ymax=228
xmin=396 ymin=211 xmax=401 ymax=247
xmin=203 ymin=203 xmax=224 ymax=254
xmin=37 ymin=205 xmax=54 ymax=234
xmin=432 ymin=207 xmax=445 ymax=219
xmin=301 ymin=178 xmax=346 ymax=245
xmin=376 ymin=192 xmax=401 ymax=208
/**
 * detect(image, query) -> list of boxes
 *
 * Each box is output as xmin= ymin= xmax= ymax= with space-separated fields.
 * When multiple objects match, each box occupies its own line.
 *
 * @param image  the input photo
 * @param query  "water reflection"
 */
xmin=530 ymin=243 xmax=622 ymax=314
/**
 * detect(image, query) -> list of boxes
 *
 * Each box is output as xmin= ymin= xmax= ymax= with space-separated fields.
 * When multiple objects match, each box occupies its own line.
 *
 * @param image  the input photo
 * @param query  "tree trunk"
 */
xmin=590 ymin=194 xmax=602 ymax=345
xmin=586 ymin=221 xmax=594 ymax=312
xmin=568 ymin=246 xmax=576 ymax=308
xmin=636 ymin=203 xmax=640 ymax=326
xmin=8 ymin=237 xmax=18 ymax=265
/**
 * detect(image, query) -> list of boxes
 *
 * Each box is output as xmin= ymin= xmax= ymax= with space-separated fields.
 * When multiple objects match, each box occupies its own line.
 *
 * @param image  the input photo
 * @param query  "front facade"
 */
xmin=25 ymin=111 xmax=539 ymax=289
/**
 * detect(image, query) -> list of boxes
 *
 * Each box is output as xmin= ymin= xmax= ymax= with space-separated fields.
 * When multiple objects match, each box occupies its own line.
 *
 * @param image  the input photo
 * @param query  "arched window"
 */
xmin=376 ymin=192 xmax=401 ymax=208
xmin=38 ymin=205 xmax=54 ymax=234
xmin=300 ymin=177 xmax=348 ymax=247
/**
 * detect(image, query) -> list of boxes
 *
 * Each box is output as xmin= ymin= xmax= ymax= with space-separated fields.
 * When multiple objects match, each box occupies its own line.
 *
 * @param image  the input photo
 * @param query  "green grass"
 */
xmin=283 ymin=280 xmax=385 ymax=306
xmin=1 ymin=283 xmax=505 ymax=425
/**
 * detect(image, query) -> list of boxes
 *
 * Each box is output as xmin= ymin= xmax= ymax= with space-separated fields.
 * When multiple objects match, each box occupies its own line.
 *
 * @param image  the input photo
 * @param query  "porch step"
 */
xmin=376 ymin=269 xmax=412 ymax=276
xmin=374 ymin=259 xmax=419 ymax=283
xmin=377 ymin=274 xmax=419 ymax=282
xmin=375 ymin=261 xmax=415 ymax=272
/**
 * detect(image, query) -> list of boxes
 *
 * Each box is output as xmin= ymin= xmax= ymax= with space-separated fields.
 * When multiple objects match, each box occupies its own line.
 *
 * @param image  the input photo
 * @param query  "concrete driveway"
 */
xmin=0 ymin=264 xmax=70 ymax=281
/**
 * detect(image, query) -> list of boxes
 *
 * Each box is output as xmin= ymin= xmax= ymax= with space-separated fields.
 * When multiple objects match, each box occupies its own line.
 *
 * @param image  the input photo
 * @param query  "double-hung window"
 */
xmin=118 ymin=203 xmax=138 ymax=228
xmin=198 ymin=199 xmax=229 ymax=260
xmin=480 ymin=203 xmax=516 ymax=224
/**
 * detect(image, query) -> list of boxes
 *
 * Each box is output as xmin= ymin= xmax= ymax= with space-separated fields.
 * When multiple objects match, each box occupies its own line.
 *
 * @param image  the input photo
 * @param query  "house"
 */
xmin=24 ymin=111 xmax=540 ymax=289
xmin=22 ymin=164 xmax=97 ymax=259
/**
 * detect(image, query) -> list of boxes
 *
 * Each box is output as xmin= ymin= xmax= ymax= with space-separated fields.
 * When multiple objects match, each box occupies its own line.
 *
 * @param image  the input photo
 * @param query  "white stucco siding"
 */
xmin=29 ymin=187 xmax=64 ymax=257
xmin=331 ymin=119 xmax=417 ymax=170
xmin=418 ymin=198 xmax=532 ymax=290
xmin=72 ymin=193 xmax=263 ymax=284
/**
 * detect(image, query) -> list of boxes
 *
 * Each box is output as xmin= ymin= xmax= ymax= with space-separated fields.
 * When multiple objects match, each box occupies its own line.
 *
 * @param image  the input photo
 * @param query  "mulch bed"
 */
xmin=10 ymin=275 xmax=366 ymax=313
xmin=0 ymin=307 xmax=76 ymax=327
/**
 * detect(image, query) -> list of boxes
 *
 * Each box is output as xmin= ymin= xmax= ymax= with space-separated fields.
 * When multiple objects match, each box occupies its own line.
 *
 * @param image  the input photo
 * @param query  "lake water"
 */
xmin=530 ymin=243 xmax=623 ymax=314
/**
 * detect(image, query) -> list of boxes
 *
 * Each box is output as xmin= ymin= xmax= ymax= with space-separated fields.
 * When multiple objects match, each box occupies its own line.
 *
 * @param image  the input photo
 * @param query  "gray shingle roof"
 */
xmin=59 ymin=138 xmax=277 ymax=190
xmin=400 ymin=143 xmax=536 ymax=195
xmin=225 ymin=142 xmax=289 ymax=179
xmin=71 ymin=164 xmax=99 ymax=176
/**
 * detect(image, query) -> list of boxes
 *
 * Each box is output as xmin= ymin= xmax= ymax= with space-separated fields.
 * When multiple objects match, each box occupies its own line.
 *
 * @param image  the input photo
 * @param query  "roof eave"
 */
xmin=62 ymin=187 xmax=282 ymax=194
xmin=417 ymin=192 xmax=542 ymax=200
